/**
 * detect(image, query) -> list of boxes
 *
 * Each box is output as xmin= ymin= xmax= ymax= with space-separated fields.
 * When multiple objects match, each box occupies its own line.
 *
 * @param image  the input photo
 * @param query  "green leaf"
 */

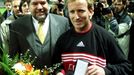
xmin=0 ymin=62 xmax=15 ymax=75
xmin=0 ymin=47 xmax=9 ymax=66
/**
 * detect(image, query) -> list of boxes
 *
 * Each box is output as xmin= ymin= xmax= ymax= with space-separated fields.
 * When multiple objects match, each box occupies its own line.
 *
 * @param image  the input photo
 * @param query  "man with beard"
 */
xmin=9 ymin=0 xmax=69 ymax=72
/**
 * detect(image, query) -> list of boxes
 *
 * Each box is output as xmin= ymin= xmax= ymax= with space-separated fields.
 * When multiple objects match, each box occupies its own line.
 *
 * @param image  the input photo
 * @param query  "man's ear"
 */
xmin=88 ymin=7 xmax=94 ymax=19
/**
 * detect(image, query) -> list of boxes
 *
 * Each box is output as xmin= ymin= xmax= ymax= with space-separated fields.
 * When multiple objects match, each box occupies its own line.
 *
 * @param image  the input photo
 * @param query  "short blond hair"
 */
xmin=65 ymin=0 xmax=94 ymax=9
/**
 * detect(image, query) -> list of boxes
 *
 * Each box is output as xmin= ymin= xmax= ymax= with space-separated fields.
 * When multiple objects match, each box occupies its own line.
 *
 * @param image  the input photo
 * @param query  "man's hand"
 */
xmin=85 ymin=64 xmax=105 ymax=75
xmin=56 ymin=72 xmax=64 ymax=75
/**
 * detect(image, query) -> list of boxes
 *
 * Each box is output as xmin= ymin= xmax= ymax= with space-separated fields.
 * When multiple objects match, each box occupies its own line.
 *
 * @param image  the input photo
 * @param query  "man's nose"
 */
xmin=74 ymin=12 xmax=80 ymax=19
xmin=16 ymin=6 xmax=19 ymax=10
xmin=37 ymin=3 xmax=43 ymax=9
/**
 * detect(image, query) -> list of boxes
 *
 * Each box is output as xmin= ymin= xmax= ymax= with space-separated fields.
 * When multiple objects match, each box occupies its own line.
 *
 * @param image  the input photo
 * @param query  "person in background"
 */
xmin=0 ymin=0 xmax=21 ymax=53
xmin=57 ymin=0 xmax=65 ymax=16
xmin=52 ymin=0 xmax=132 ymax=75
xmin=92 ymin=2 xmax=106 ymax=28
xmin=103 ymin=0 xmax=132 ymax=58
xmin=2 ymin=0 xmax=12 ymax=20
xmin=19 ymin=0 xmax=31 ymax=15
xmin=9 ymin=0 xmax=69 ymax=74
xmin=50 ymin=2 xmax=60 ymax=15
xmin=127 ymin=0 xmax=134 ymax=20
xmin=99 ymin=0 xmax=109 ymax=8
xmin=50 ymin=0 xmax=64 ymax=16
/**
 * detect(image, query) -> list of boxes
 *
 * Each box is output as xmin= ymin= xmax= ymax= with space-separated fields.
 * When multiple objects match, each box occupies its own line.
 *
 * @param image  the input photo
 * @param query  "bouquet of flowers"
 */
xmin=12 ymin=62 xmax=40 ymax=75
xmin=0 ymin=48 xmax=61 ymax=75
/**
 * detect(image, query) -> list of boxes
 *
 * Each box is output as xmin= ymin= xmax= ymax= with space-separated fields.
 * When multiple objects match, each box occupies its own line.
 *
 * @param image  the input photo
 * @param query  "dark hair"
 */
xmin=19 ymin=0 xmax=30 ymax=12
xmin=4 ymin=0 xmax=12 ymax=4
xmin=116 ymin=0 xmax=127 ymax=5
xmin=102 ymin=7 xmax=112 ymax=15
xmin=122 ymin=0 xmax=127 ymax=5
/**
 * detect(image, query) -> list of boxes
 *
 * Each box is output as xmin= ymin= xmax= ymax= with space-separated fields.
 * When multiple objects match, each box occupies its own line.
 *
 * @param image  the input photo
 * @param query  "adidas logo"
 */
xmin=77 ymin=41 xmax=85 ymax=47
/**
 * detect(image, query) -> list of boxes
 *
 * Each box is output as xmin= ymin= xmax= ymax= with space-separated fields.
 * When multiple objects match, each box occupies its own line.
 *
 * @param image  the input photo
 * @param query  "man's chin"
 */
xmin=36 ymin=15 xmax=46 ymax=22
xmin=75 ymin=25 xmax=84 ymax=29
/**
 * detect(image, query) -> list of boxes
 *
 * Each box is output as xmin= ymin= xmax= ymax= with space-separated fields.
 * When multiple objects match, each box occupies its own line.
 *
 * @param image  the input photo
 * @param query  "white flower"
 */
xmin=12 ymin=62 xmax=26 ymax=71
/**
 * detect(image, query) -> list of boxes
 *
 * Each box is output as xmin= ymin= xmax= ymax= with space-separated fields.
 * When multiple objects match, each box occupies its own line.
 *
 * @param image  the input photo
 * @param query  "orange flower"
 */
xmin=25 ymin=63 xmax=33 ymax=72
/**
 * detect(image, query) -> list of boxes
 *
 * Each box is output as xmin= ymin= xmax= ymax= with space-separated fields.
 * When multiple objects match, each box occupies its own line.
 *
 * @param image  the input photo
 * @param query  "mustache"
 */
xmin=36 ymin=9 xmax=48 ymax=13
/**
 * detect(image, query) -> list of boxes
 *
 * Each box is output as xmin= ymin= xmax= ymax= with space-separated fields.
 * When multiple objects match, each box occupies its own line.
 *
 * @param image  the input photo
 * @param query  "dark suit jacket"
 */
xmin=9 ymin=14 xmax=69 ymax=68
xmin=2 ymin=10 xmax=10 ymax=20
